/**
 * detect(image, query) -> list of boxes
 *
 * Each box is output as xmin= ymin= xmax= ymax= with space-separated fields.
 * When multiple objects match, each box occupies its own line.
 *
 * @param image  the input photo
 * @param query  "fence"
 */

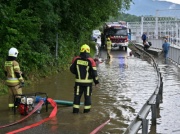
xmin=128 ymin=9 xmax=180 ymax=46
xmin=128 ymin=9 xmax=180 ymax=66
xmin=124 ymin=43 xmax=163 ymax=134
xmin=124 ymin=9 xmax=180 ymax=134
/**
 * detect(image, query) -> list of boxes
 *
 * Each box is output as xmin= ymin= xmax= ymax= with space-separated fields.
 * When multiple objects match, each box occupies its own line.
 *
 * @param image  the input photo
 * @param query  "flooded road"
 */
xmin=155 ymin=58 xmax=180 ymax=134
xmin=0 ymin=47 xmax=179 ymax=134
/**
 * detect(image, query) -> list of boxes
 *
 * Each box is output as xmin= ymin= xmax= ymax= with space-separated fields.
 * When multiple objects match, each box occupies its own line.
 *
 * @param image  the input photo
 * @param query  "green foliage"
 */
xmin=110 ymin=12 xmax=141 ymax=22
xmin=0 ymin=0 xmax=132 ymax=94
xmin=0 ymin=83 xmax=8 ymax=96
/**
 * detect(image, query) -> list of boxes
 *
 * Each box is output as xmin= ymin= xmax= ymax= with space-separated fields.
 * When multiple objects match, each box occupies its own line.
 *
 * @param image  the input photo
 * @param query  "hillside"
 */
xmin=125 ymin=0 xmax=180 ymax=16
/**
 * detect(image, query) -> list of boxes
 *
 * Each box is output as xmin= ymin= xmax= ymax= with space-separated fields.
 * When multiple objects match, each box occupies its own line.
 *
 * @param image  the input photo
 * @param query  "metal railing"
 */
xmin=124 ymin=43 xmax=163 ymax=134
xmin=131 ymin=35 xmax=180 ymax=66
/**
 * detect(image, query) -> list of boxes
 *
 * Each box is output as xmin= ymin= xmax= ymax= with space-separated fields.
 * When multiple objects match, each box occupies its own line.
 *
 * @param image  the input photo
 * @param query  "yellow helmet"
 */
xmin=107 ymin=38 xmax=110 ymax=41
xmin=80 ymin=44 xmax=90 ymax=53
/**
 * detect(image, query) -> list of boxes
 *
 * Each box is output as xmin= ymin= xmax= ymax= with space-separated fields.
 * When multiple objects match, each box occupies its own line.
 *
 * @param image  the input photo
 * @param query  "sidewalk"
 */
xmin=130 ymin=42 xmax=180 ymax=133
xmin=135 ymin=42 xmax=162 ymax=56
xmin=155 ymin=55 xmax=180 ymax=133
xmin=142 ymin=45 xmax=180 ymax=133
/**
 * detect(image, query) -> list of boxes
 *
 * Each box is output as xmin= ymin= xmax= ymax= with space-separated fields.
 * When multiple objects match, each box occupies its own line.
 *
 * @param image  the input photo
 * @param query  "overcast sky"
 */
xmin=127 ymin=0 xmax=180 ymax=16
xmin=157 ymin=0 xmax=180 ymax=4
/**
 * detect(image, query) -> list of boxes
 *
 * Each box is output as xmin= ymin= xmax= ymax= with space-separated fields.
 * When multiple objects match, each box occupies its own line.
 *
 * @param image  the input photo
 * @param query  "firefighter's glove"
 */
xmin=20 ymin=82 xmax=25 ymax=87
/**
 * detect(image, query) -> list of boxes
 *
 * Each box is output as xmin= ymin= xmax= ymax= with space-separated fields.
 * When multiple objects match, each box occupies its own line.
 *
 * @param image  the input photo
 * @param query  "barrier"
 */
xmin=124 ymin=43 xmax=163 ymax=134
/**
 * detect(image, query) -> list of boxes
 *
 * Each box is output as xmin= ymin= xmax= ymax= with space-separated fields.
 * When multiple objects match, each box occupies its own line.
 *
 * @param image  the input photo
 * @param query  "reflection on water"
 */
xmin=97 ymin=54 xmax=157 ymax=133
xmin=156 ymin=63 xmax=180 ymax=134
xmin=0 ymin=50 xmax=165 ymax=134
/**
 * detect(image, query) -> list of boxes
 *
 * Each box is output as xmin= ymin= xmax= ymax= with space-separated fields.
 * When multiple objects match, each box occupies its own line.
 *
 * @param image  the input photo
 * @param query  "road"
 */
xmin=1 ymin=44 xmax=179 ymax=134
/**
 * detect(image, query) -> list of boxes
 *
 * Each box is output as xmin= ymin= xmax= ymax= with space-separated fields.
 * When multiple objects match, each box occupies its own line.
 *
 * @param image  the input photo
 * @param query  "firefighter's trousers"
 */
xmin=8 ymin=85 xmax=22 ymax=108
xmin=73 ymin=85 xmax=92 ymax=113
xmin=107 ymin=49 xmax=111 ymax=59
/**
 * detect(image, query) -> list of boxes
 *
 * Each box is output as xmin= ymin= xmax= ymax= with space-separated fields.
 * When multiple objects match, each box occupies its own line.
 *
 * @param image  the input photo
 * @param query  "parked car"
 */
xmin=92 ymin=30 xmax=101 ymax=40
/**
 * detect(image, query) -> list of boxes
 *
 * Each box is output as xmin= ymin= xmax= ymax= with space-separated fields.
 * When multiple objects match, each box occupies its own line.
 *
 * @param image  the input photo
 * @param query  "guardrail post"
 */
xmin=151 ymin=104 xmax=157 ymax=125
xmin=159 ymin=81 xmax=163 ymax=103
xmin=157 ymin=72 xmax=163 ymax=103
xmin=142 ymin=118 xmax=149 ymax=134
xmin=158 ymin=67 xmax=160 ymax=76
xmin=156 ymin=94 xmax=160 ymax=108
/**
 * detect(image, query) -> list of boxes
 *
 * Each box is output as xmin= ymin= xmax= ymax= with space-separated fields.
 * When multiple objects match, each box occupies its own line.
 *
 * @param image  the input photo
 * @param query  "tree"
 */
xmin=0 ymin=0 xmax=132 ymax=83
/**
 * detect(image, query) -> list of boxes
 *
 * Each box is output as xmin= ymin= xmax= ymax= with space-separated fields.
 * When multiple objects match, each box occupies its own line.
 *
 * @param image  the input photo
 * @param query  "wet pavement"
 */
xmin=0 ymin=47 xmax=179 ymax=134
xmin=155 ymin=58 xmax=180 ymax=134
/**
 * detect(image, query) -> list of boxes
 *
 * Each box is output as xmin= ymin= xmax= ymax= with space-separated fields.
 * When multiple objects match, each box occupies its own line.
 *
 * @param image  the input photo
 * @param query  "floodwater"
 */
xmin=0 ymin=47 xmax=179 ymax=134
xmin=155 ymin=58 xmax=180 ymax=134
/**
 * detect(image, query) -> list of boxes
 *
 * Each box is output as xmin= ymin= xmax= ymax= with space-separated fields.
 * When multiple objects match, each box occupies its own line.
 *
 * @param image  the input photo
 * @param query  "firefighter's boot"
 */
xmin=73 ymin=108 xmax=79 ymax=113
xmin=84 ymin=109 xmax=90 ymax=113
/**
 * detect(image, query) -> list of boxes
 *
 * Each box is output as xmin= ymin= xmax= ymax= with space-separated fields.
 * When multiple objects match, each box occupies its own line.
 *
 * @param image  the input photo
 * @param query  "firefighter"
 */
xmin=106 ymin=37 xmax=112 ymax=59
xmin=4 ymin=47 xmax=24 ymax=109
xmin=70 ymin=44 xmax=99 ymax=113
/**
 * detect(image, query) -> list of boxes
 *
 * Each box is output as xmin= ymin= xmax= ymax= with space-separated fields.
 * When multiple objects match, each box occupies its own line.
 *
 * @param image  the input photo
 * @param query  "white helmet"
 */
xmin=8 ymin=47 xmax=19 ymax=57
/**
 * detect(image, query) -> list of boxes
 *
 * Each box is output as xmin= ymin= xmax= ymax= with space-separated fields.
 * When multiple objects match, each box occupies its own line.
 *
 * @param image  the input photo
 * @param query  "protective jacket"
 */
xmin=106 ymin=40 xmax=112 ymax=50
xmin=4 ymin=57 xmax=24 ymax=86
xmin=70 ymin=53 xmax=99 ymax=86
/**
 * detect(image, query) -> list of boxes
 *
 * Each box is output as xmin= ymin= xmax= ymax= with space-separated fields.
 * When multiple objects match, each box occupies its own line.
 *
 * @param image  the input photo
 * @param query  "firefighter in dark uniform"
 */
xmin=70 ymin=44 xmax=99 ymax=113
xmin=4 ymin=47 xmax=24 ymax=108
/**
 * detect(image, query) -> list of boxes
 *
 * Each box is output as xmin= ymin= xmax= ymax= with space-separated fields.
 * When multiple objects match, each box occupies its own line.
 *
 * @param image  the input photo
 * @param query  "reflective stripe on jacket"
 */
xmin=107 ymin=40 xmax=112 ymax=50
xmin=4 ymin=61 xmax=23 ymax=86
xmin=70 ymin=56 xmax=99 ymax=86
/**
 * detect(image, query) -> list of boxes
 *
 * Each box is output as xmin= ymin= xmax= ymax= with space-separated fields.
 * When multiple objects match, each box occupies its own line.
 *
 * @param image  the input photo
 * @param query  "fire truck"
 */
xmin=101 ymin=21 xmax=131 ymax=51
